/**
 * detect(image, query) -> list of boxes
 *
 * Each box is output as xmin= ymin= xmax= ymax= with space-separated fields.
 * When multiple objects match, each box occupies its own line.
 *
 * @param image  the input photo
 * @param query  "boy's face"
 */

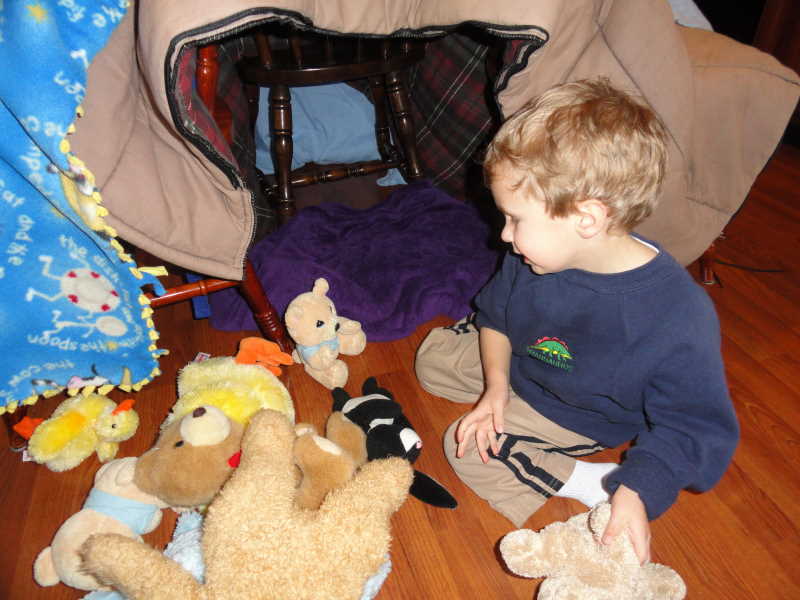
xmin=491 ymin=163 xmax=580 ymax=275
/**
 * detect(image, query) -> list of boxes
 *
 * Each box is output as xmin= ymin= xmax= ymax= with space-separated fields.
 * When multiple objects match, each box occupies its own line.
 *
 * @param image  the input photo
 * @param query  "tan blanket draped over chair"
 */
xmin=71 ymin=0 xmax=800 ymax=281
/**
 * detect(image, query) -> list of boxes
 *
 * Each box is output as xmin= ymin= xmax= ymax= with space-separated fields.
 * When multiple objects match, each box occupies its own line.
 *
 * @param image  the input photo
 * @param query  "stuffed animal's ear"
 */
xmin=362 ymin=376 xmax=395 ymax=402
xmin=111 ymin=456 xmax=137 ymax=487
xmin=331 ymin=387 xmax=350 ymax=412
xmin=410 ymin=470 xmax=458 ymax=509
xmin=312 ymin=278 xmax=329 ymax=296
xmin=362 ymin=377 xmax=379 ymax=394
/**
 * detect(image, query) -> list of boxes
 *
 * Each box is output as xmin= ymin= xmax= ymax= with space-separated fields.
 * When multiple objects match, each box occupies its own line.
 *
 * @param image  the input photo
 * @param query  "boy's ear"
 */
xmin=573 ymin=198 xmax=609 ymax=239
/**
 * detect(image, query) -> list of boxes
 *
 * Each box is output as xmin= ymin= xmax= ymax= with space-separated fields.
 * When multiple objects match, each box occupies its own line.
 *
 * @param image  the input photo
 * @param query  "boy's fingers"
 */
xmin=601 ymin=517 xmax=623 ymax=545
xmin=455 ymin=433 xmax=469 ymax=458
xmin=626 ymin=530 xmax=649 ymax=564
xmin=630 ymin=524 xmax=652 ymax=564
xmin=492 ymin=408 xmax=504 ymax=435
xmin=476 ymin=435 xmax=489 ymax=463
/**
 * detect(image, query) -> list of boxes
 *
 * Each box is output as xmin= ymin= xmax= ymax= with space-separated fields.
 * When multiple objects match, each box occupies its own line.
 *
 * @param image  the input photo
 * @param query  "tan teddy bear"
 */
xmin=132 ymin=342 xmax=295 ymax=510
xmin=284 ymin=278 xmax=366 ymax=389
xmin=81 ymin=409 xmax=413 ymax=600
xmin=293 ymin=411 xmax=367 ymax=510
xmin=500 ymin=502 xmax=686 ymax=600
xmin=33 ymin=457 xmax=168 ymax=592
xmin=134 ymin=405 xmax=245 ymax=509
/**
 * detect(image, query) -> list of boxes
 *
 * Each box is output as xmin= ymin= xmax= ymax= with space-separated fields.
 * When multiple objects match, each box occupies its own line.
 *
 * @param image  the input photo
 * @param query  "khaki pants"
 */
xmin=415 ymin=316 xmax=603 ymax=527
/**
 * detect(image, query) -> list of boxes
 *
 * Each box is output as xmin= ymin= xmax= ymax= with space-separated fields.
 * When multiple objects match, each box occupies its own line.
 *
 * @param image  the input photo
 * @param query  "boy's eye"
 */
xmin=316 ymin=320 xmax=324 ymax=327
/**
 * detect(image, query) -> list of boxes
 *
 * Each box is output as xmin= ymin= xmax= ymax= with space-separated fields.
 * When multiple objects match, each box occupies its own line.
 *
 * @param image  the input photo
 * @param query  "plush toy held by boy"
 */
xmin=415 ymin=78 xmax=739 ymax=564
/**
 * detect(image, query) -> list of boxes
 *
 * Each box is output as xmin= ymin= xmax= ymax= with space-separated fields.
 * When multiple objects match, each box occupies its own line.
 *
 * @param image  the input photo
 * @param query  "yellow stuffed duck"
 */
xmin=18 ymin=394 xmax=139 ymax=472
xmin=163 ymin=338 xmax=294 ymax=430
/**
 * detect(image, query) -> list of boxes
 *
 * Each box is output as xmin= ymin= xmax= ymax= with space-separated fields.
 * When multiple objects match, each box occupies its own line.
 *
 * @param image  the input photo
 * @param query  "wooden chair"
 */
xmin=236 ymin=24 xmax=426 ymax=221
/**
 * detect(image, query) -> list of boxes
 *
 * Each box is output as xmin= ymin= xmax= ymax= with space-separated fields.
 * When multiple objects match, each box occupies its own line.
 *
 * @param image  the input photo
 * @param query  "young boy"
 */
xmin=415 ymin=78 xmax=739 ymax=563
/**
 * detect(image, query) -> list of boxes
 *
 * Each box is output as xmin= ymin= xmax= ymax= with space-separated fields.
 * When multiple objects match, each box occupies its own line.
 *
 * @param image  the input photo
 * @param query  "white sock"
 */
xmin=555 ymin=460 xmax=617 ymax=508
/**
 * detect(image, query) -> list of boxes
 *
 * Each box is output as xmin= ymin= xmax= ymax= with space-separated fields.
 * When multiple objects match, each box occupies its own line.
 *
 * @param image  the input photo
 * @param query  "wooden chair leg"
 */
xmin=368 ymin=75 xmax=395 ymax=162
xmin=699 ymin=242 xmax=718 ymax=285
xmin=385 ymin=70 xmax=423 ymax=180
xmin=4 ymin=405 xmax=29 ymax=452
xmin=238 ymin=259 xmax=293 ymax=353
xmin=269 ymin=83 xmax=295 ymax=222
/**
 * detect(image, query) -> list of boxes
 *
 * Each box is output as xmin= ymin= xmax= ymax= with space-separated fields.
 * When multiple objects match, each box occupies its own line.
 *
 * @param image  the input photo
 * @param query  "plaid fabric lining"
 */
xmin=174 ymin=48 xmax=236 ymax=169
xmin=409 ymin=33 xmax=499 ymax=200
xmin=408 ymin=34 xmax=544 ymax=201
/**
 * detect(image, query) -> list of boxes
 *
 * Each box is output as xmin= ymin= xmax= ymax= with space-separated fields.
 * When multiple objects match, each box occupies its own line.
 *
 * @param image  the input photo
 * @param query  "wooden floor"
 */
xmin=2 ymin=144 xmax=799 ymax=599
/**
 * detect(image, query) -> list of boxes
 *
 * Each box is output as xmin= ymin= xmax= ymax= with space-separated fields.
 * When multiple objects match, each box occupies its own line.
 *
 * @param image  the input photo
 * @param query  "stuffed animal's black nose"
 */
xmin=192 ymin=407 xmax=206 ymax=418
xmin=335 ymin=322 xmax=341 ymax=331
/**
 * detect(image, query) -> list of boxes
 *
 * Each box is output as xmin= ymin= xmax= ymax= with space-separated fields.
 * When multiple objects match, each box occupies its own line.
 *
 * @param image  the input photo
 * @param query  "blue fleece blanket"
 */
xmin=0 ymin=2 xmax=165 ymax=412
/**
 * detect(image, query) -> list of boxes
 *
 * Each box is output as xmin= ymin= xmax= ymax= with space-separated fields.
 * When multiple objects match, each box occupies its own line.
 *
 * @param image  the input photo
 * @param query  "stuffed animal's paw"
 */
xmin=294 ymin=431 xmax=356 ymax=510
xmin=306 ymin=359 xmax=348 ymax=389
xmin=337 ymin=319 xmax=366 ymax=355
xmin=499 ymin=529 xmax=547 ymax=578
xmin=81 ymin=533 xmax=200 ymax=600
xmin=324 ymin=411 xmax=367 ymax=467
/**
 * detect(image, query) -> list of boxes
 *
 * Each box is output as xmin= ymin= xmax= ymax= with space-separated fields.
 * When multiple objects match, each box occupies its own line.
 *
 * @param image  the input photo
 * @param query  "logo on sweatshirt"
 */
xmin=527 ymin=337 xmax=574 ymax=371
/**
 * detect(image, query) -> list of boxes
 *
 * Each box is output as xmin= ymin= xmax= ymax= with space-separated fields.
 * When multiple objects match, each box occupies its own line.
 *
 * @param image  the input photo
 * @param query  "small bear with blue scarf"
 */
xmin=285 ymin=278 xmax=366 ymax=389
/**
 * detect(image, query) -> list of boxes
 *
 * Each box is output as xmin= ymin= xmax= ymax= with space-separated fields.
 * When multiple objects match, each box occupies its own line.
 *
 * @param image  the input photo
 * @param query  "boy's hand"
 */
xmin=601 ymin=484 xmax=651 ymax=564
xmin=455 ymin=386 xmax=508 ymax=463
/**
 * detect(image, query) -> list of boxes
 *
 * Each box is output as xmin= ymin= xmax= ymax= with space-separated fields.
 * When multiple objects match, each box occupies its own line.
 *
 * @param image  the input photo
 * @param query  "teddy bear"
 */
xmin=130 ymin=340 xmax=294 ymax=509
xmin=134 ymin=404 xmax=246 ymax=509
xmin=18 ymin=394 xmax=139 ymax=472
xmin=81 ymin=408 xmax=413 ymax=600
xmin=284 ymin=277 xmax=366 ymax=389
xmin=499 ymin=502 xmax=687 ymax=600
xmin=33 ymin=456 xmax=169 ymax=592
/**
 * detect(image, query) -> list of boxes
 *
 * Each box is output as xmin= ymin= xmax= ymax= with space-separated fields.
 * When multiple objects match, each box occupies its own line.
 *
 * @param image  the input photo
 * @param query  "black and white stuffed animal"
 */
xmin=332 ymin=377 xmax=457 ymax=509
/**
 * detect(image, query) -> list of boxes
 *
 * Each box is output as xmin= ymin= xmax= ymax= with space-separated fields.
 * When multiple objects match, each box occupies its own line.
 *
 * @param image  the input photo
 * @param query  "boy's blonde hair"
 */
xmin=484 ymin=78 xmax=668 ymax=232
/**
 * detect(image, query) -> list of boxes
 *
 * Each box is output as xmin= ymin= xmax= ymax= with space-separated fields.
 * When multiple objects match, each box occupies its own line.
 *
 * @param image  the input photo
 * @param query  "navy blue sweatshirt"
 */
xmin=474 ymin=244 xmax=739 ymax=519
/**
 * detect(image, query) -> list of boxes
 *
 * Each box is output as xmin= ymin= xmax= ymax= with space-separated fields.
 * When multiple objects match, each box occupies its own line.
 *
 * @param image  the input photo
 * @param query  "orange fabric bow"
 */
xmin=235 ymin=337 xmax=293 ymax=376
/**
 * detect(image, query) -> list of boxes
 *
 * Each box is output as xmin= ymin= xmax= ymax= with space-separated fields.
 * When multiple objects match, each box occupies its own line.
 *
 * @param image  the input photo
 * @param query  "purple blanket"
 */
xmin=208 ymin=182 xmax=499 ymax=341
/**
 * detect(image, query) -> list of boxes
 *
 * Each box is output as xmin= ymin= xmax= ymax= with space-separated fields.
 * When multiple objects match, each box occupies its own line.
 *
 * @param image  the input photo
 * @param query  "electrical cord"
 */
xmin=713 ymin=259 xmax=787 ymax=274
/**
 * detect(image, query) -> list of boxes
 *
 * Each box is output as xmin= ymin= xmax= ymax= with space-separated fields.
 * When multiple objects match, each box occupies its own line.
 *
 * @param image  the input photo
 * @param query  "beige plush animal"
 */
xmin=284 ymin=278 xmax=366 ymax=389
xmin=134 ymin=405 xmax=246 ymax=509
xmin=500 ymin=502 xmax=686 ymax=600
xmin=33 ymin=457 xmax=168 ymax=591
xmin=81 ymin=409 xmax=413 ymax=600
xmin=293 ymin=410 xmax=367 ymax=510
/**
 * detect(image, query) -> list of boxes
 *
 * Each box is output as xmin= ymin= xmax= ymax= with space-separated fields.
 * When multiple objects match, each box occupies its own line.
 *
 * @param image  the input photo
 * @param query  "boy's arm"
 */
xmin=473 ymin=251 xmax=520 ymax=336
xmin=456 ymin=252 xmax=521 ymax=461
xmin=605 ymin=302 xmax=739 ymax=521
xmin=456 ymin=326 xmax=512 ymax=461
xmin=480 ymin=326 xmax=512 ymax=398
